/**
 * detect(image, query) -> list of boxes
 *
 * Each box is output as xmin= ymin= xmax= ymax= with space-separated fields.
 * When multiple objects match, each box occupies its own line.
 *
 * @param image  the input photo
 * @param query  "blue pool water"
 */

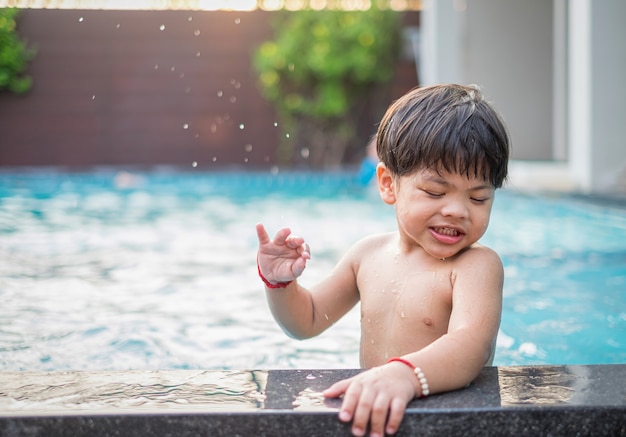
xmin=1 ymin=170 xmax=625 ymax=371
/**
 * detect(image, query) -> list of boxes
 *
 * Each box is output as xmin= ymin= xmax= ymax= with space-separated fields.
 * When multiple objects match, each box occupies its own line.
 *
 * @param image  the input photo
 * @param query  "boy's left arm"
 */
xmin=407 ymin=246 xmax=504 ymax=391
xmin=324 ymin=247 xmax=503 ymax=436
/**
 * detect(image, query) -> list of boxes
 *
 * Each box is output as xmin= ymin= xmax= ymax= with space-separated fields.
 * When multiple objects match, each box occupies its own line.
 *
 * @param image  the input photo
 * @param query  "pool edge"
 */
xmin=1 ymin=365 xmax=625 ymax=436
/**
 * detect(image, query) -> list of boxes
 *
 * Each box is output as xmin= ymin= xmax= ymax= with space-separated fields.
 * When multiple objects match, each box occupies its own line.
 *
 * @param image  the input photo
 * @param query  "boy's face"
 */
xmin=377 ymin=164 xmax=495 ymax=260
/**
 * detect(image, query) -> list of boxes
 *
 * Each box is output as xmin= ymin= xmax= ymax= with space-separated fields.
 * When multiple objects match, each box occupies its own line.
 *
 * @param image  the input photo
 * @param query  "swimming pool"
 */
xmin=1 ymin=169 xmax=624 ymax=371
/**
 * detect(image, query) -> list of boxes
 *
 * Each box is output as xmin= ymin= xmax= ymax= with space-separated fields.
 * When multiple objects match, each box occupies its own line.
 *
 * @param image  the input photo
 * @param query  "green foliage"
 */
xmin=0 ymin=8 xmax=35 ymax=94
xmin=254 ymin=7 xmax=402 ymax=167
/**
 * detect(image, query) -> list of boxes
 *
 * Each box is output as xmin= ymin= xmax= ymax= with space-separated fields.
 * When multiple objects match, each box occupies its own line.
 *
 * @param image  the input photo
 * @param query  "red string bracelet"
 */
xmin=387 ymin=357 xmax=430 ymax=397
xmin=257 ymin=258 xmax=293 ymax=289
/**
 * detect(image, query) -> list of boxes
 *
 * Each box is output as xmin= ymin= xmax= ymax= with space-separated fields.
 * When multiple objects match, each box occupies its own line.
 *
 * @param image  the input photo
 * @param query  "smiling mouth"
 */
xmin=433 ymin=227 xmax=462 ymax=237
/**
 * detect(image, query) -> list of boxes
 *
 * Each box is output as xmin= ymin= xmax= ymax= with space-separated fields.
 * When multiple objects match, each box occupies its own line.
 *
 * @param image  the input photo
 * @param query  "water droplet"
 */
xmin=210 ymin=124 xmax=217 ymax=133
xmin=116 ymin=24 xmax=121 ymax=29
xmin=194 ymin=29 xmax=200 ymax=36
xmin=244 ymin=144 xmax=253 ymax=152
xmin=244 ymin=158 xmax=249 ymax=163
xmin=154 ymin=64 xmax=159 ymax=70
xmin=239 ymin=124 xmax=245 ymax=130
xmin=306 ymin=373 xmax=316 ymax=380
xmin=170 ymin=66 xmax=176 ymax=72
xmin=212 ymin=157 xmax=217 ymax=162
xmin=285 ymin=133 xmax=290 ymax=138
xmin=234 ymin=18 xmax=241 ymax=24
xmin=229 ymin=96 xmax=237 ymax=103
xmin=179 ymin=73 xmax=185 ymax=79
xmin=273 ymin=122 xmax=278 ymax=127
xmin=185 ymin=87 xmax=191 ymax=94
xmin=400 ymin=311 xmax=406 ymax=318
xmin=217 ymin=91 xmax=223 ymax=97
xmin=192 ymin=161 xmax=198 ymax=167
xmin=78 ymin=17 xmax=84 ymax=22
xmin=300 ymin=148 xmax=309 ymax=159
xmin=288 ymin=63 xmax=295 ymax=71
xmin=188 ymin=16 xmax=193 ymax=21
xmin=91 ymin=95 xmax=96 ymax=100
xmin=196 ymin=51 xmax=201 ymax=57
xmin=183 ymin=123 xmax=189 ymax=129
xmin=159 ymin=24 xmax=165 ymax=31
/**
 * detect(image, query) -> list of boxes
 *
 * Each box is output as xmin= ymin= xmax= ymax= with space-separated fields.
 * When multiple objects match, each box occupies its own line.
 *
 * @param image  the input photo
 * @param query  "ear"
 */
xmin=376 ymin=163 xmax=396 ymax=205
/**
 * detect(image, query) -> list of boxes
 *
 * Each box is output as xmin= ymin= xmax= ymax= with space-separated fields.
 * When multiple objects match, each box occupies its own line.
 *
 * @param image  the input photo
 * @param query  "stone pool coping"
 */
xmin=1 ymin=365 xmax=624 ymax=436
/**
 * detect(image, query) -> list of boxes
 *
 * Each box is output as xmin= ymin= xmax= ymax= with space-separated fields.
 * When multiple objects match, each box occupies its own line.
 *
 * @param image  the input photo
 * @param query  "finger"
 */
xmin=384 ymin=397 xmax=407 ymax=436
xmin=284 ymin=235 xmax=305 ymax=249
xmin=323 ymin=377 xmax=352 ymax=399
xmin=298 ymin=243 xmax=311 ymax=258
xmin=350 ymin=387 xmax=375 ymax=437
xmin=291 ymin=257 xmax=308 ymax=277
xmin=255 ymin=223 xmax=271 ymax=245
xmin=335 ymin=380 xmax=363 ymax=425
xmin=272 ymin=227 xmax=292 ymax=246
xmin=369 ymin=394 xmax=392 ymax=437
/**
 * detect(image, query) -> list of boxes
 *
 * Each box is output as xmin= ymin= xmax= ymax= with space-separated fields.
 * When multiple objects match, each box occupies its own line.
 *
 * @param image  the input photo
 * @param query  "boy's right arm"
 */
xmin=256 ymin=223 xmax=360 ymax=339
xmin=256 ymin=223 xmax=310 ymax=285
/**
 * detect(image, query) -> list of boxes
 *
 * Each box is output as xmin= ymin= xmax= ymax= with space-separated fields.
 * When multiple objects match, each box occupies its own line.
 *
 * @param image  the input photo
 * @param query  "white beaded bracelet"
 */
xmin=414 ymin=366 xmax=430 ymax=397
xmin=387 ymin=357 xmax=430 ymax=397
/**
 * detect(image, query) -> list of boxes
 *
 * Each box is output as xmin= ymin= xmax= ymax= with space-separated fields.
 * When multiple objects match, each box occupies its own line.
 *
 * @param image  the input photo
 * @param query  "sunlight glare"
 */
xmin=197 ymin=0 xmax=256 ymax=10
xmin=6 ymin=0 xmax=421 ymax=10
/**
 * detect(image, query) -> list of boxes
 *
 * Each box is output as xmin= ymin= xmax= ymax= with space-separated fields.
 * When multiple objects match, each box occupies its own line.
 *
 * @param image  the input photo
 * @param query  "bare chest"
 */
xmin=356 ymin=258 xmax=454 ymax=364
xmin=359 ymin=264 xmax=453 ymax=324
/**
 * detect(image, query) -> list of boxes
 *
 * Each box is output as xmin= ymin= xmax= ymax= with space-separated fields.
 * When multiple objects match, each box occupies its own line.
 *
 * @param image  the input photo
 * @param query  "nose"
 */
xmin=440 ymin=197 xmax=469 ymax=219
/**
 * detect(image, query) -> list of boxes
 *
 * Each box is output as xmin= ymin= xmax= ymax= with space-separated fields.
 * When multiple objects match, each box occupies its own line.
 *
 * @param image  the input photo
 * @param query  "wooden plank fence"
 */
xmin=0 ymin=9 xmax=419 ymax=169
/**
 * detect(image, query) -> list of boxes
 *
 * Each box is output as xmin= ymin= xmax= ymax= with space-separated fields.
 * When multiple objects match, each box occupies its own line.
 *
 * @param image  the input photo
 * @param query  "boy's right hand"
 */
xmin=256 ymin=223 xmax=311 ymax=285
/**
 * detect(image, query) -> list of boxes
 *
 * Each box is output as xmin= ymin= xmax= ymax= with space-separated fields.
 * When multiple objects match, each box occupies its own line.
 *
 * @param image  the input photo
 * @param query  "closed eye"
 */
xmin=470 ymin=197 xmax=490 ymax=204
xmin=423 ymin=190 xmax=444 ymax=198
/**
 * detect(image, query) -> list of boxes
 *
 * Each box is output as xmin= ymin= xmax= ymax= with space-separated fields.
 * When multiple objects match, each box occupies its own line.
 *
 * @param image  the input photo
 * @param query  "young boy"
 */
xmin=255 ymin=84 xmax=510 ymax=436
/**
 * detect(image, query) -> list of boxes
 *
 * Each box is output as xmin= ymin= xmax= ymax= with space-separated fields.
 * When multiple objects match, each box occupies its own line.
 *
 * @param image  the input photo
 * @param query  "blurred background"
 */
xmin=1 ymin=0 xmax=625 ymax=194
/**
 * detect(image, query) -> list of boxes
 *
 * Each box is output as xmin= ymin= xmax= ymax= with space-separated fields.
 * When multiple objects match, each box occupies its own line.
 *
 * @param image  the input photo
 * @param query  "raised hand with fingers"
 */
xmin=256 ymin=223 xmax=311 ymax=287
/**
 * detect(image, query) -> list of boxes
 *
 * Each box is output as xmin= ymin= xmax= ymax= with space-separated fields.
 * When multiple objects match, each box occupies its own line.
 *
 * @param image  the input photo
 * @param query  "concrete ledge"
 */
xmin=1 ymin=365 xmax=625 ymax=436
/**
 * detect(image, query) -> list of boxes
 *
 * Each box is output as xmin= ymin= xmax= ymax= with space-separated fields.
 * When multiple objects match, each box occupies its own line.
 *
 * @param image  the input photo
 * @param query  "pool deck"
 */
xmin=1 ymin=365 xmax=625 ymax=436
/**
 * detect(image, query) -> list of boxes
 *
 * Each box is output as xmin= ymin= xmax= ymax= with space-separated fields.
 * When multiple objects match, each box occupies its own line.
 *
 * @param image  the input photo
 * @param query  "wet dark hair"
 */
xmin=376 ymin=84 xmax=510 ymax=188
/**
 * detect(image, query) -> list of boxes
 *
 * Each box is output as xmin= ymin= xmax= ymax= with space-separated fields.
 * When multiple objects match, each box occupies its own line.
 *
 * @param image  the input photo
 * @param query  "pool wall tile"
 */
xmin=1 ymin=365 xmax=625 ymax=436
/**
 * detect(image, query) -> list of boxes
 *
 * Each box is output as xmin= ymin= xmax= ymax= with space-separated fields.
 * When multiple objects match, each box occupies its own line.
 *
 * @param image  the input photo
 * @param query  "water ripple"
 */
xmin=1 ymin=171 xmax=624 ymax=370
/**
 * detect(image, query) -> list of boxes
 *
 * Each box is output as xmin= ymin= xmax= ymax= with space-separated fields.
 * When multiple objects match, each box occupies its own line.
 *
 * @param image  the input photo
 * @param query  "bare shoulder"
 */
xmin=449 ymin=244 xmax=503 ymax=328
xmin=342 ymin=232 xmax=395 ymax=262
xmin=453 ymin=244 xmax=503 ymax=276
xmin=355 ymin=232 xmax=395 ymax=251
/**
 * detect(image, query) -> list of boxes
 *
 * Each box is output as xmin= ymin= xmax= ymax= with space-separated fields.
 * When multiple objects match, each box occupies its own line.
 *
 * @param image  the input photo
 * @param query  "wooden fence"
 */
xmin=0 ymin=9 xmax=419 ymax=169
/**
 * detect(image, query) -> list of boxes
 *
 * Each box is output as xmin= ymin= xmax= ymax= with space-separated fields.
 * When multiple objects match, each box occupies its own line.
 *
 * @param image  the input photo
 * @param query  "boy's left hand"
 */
xmin=323 ymin=363 xmax=417 ymax=436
